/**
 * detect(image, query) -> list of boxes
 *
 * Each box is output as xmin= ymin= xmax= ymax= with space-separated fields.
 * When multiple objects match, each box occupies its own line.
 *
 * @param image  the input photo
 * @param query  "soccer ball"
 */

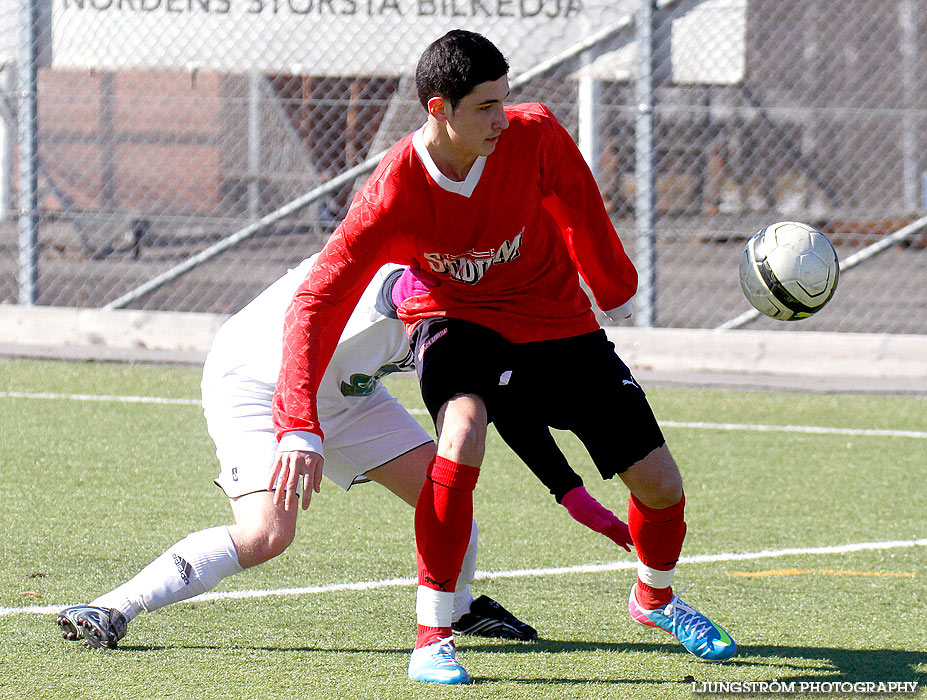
xmin=739 ymin=221 xmax=839 ymax=320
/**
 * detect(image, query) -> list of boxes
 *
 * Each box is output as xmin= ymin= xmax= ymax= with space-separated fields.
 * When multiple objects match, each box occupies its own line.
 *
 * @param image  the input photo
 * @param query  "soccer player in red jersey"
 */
xmin=272 ymin=30 xmax=736 ymax=684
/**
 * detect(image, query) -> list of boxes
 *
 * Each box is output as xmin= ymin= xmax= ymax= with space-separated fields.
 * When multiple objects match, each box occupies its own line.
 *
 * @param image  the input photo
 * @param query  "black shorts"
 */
xmin=411 ymin=319 xmax=665 ymax=480
xmin=410 ymin=316 xmax=512 ymax=422
xmin=494 ymin=329 xmax=666 ymax=479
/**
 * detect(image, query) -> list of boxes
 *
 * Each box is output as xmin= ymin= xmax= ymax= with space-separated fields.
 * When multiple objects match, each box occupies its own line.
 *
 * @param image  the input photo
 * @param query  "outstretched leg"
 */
xmin=59 ymin=490 xmax=296 ymax=648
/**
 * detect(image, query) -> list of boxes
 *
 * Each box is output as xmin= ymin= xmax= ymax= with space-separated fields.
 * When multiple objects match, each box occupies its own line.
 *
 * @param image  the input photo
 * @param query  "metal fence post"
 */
xmin=577 ymin=49 xmax=601 ymax=180
xmin=248 ymin=71 xmax=263 ymax=221
xmin=900 ymin=0 xmax=918 ymax=211
xmin=0 ymin=66 xmax=12 ymax=220
xmin=17 ymin=0 xmax=39 ymax=306
xmin=635 ymin=0 xmax=657 ymax=327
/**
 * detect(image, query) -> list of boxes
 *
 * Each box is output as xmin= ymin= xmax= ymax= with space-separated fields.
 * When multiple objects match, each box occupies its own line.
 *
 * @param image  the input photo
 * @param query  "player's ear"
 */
xmin=427 ymin=95 xmax=449 ymax=122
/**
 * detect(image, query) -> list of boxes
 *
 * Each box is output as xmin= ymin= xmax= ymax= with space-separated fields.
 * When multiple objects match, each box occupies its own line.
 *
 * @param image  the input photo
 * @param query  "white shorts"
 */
xmin=202 ymin=370 xmax=433 ymax=499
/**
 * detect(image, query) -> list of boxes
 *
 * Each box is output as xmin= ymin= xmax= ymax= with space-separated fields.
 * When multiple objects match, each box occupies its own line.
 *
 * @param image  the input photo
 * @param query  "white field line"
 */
xmin=660 ymin=420 xmax=927 ymax=440
xmin=4 ymin=538 xmax=925 ymax=618
xmin=0 ymin=390 xmax=200 ymax=406
xmin=2 ymin=391 xmax=926 ymax=439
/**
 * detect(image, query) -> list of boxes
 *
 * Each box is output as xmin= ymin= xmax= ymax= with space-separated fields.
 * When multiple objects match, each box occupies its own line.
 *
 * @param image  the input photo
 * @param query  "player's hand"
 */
xmin=269 ymin=450 xmax=324 ymax=512
xmin=561 ymin=485 xmax=633 ymax=552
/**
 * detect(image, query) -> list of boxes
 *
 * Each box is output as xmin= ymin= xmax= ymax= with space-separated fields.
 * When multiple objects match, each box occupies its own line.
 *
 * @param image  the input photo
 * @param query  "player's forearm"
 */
xmin=272 ymin=333 xmax=326 ymax=442
xmin=494 ymin=413 xmax=585 ymax=501
xmin=272 ymin=229 xmax=389 ymax=441
xmin=563 ymin=213 xmax=638 ymax=313
xmin=546 ymin=117 xmax=638 ymax=312
xmin=272 ymin=272 xmax=349 ymax=441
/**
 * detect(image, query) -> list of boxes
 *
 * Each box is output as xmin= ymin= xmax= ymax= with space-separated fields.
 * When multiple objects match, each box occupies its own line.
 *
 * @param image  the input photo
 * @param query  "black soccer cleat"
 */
xmin=452 ymin=595 xmax=538 ymax=641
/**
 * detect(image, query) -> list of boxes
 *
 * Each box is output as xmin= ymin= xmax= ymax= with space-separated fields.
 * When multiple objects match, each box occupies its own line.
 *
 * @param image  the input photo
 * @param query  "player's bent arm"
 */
xmin=494 ymin=410 xmax=633 ymax=551
xmin=538 ymin=107 xmax=637 ymax=313
xmin=272 ymin=211 xmax=410 ymax=440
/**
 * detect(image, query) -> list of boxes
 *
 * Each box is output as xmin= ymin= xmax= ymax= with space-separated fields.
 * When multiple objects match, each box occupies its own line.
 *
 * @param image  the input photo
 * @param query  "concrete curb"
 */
xmin=603 ymin=327 xmax=927 ymax=379
xmin=0 ymin=305 xmax=225 ymax=363
xmin=1 ymin=306 xmax=925 ymax=393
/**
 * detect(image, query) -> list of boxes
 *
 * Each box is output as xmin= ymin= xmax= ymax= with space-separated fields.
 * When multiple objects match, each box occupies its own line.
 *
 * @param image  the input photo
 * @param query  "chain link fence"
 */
xmin=1 ymin=0 xmax=925 ymax=332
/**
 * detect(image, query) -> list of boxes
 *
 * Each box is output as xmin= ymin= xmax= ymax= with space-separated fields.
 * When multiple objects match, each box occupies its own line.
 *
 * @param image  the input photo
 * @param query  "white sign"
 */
xmin=50 ymin=0 xmax=637 ymax=76
xmin=0 ymin=0 xmax=18 ymax=66
xmin=670 ymin=0 xmax=745 ymax=85
xmin=570 ymin=0 xmax=746 ymax=86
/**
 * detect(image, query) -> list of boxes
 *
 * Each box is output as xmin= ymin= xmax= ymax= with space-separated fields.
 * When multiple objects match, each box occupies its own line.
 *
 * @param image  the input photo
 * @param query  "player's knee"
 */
xmin=647 ymin=472 xmax=684 ymax=509
xmin=436 ymin=395 xmax=487 ymax=466
xmin=257 ymin=527 xmax=295 ymax=562
xmin=439 ymin=429 xmax=484 ymax=466
xmin=623 ymin=445 xmax=684 ymax=509
xmin=234 ymin=523 xmax=295 ymax=567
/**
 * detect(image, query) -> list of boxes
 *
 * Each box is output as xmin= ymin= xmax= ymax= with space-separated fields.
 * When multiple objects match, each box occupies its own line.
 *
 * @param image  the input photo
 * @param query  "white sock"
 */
xmin=452 ymin=520 xmax=478 ymax=622
xmin=92 ymin=526 xmax=243 ymax=622
xmin=416 ymin=586 xmax=455 ymax=628
xmin=637 ymin=561 xmax=676 ymax=590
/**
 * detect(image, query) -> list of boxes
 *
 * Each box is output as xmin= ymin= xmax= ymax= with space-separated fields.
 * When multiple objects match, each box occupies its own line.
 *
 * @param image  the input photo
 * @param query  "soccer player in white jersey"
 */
xmin=56 ymin=255 xmax=536 ymax=649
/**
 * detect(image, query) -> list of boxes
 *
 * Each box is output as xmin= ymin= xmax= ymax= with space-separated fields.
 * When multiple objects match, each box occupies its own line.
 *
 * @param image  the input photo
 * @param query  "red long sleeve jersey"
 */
xmin=274 ymin=103 xmax=637 ymax=441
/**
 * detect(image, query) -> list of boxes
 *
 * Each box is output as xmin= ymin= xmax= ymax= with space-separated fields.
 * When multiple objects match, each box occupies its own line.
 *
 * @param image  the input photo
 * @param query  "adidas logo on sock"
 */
xmin=172 ymin=554 xmax=193 ymax=585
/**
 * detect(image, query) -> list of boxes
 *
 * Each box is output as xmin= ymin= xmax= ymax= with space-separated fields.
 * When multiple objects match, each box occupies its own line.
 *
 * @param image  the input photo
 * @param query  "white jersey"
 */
xmin=206 ymin=255 xmax=410 ymax=407
xmin=202 ymin=255 xmax=427 ymax=495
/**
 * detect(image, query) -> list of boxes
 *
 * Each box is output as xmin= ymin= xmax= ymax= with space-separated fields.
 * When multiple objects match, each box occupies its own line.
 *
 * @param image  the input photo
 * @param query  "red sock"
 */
xmin=628 ymin=492 xmax=686 ymax=609
xmin=416 ymin=626 xmax=450 ymax=649
xmin=415 ymin=455 xmax=480 ymax=648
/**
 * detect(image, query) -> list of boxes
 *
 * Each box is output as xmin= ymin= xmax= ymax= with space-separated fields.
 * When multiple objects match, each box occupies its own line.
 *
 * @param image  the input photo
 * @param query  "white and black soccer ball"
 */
xmin=739 ymin=221 xmax=839 ymax=321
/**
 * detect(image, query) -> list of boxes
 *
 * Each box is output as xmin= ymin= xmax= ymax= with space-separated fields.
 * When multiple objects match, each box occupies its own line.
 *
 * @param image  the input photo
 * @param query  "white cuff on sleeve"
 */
xmin=604 ymin=299 xmax=633 ymax=322
xmin=277 ymin=430 xmax=324 ymax=460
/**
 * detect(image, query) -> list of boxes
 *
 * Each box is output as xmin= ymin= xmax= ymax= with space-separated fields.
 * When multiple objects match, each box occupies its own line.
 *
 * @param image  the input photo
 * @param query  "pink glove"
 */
xmin=391 ymin=267 xmax=440 ymax=308
xmin=561 ymin=486 xmax=633 ymax=552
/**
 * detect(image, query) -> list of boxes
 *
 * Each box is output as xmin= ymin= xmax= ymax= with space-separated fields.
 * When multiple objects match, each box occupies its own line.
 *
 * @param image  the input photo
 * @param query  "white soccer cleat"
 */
xmin=56 ymin=605 xmax=87 ymax=641
xmin=59 ymin=605 xmax=128 ymax=649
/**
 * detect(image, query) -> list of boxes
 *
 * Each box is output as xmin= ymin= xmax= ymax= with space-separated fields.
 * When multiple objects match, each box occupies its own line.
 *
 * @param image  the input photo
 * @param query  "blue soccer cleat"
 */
xmin=629 ymin=584 xmax=736 ymax=661
xmin=408 ymin=637 xmax=470 ymax=684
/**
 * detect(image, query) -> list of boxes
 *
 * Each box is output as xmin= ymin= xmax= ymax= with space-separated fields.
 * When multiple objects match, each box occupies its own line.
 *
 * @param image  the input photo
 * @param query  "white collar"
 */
xmin=412 ymin=126 xmax=486 ymax=198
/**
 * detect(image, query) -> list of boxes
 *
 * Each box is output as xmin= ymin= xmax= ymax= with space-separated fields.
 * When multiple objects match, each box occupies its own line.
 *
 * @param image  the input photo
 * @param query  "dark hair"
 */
xmin=415 ymin=30 xmax=509 ymax=110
